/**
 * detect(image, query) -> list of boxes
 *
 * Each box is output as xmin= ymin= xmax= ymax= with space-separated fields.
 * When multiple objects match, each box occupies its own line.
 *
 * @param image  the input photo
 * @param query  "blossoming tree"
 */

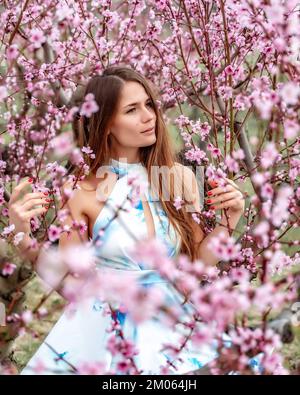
xmin=0 ymin=0 xmax=300 ymax=375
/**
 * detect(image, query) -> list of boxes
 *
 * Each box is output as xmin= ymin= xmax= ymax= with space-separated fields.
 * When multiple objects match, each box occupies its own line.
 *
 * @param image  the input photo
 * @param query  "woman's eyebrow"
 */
xmin=123 ymin=98 xmax=151 ymax=108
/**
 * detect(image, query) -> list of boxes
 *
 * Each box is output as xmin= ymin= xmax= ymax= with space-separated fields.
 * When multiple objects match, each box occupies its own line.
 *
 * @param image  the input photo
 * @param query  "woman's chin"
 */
xmin=140 ymin=135 xmax=157 ymax=147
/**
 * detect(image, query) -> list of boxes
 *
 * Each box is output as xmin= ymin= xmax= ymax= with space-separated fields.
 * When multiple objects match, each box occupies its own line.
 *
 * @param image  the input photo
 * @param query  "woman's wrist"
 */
xmin=16 ymin=231 xmax=39 ymax=265
xmin=220 ymin=208 xmax=243 ymax=229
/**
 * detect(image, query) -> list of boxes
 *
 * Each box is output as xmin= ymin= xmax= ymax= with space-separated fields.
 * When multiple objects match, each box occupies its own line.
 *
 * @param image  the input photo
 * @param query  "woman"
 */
xmin=9 ymin=66 xmax=245 ymax=374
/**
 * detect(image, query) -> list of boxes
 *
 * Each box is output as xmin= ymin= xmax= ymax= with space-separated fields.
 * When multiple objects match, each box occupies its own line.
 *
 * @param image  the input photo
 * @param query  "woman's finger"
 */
xmin=9 ymin=178 xmax=32 ymax=205
xmin=20 ymin=192 xmax=48 ymax=206
xmin=206 ymin=191 xmax=240 ymax=205
xmin=224 ymin=178 xmax=243 ymax=194
xmin=22 ymin=198 xmax=50 ymax=211
xmin=211 ymin=196 xmax=244 ymax=210
xmin=207 ymin=183 xmax=235 ymax=196
xmin=23 ymin=206 xmax=48 ymax=220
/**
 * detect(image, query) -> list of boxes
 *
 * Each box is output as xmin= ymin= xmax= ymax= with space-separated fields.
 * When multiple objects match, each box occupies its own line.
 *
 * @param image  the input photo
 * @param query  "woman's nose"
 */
xmin=141 ymin=106 xmax=155 ymax=122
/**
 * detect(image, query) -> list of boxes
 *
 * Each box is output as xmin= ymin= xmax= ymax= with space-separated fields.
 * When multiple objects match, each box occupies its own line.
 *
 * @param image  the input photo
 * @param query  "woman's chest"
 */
xmin=80 ymin=175 xmax=156 ymax=240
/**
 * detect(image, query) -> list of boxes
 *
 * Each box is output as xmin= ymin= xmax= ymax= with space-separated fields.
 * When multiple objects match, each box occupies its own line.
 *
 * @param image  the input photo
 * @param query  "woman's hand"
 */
xmin=8 ymin=178 xmax=50 ymax=235
xmin=205 ymin=177 xmax=245 ymax=214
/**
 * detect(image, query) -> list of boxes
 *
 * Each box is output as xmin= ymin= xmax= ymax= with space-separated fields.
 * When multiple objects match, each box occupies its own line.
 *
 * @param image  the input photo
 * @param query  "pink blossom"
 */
xmin=229 ymin=267 xmax=250 ymax=286
xmin=63 ymin=245 xmax=96 ymax=276
xmin=6 ymin=44 xmax=18 ymax=60
xmin=106 ymin=335 xmax=120 ymax=356
xmin=224 ymin=65 xmax=234 ymax=76
xmin=265 ymin=3 xmax=285 ymax=25
xmin=261 ymin=183 xmax=274 ymax=200
xmin=191 ymin=121 xmax=211 ymax=141
xmin=126 ymin=286 xmax=164 ymax=323
xmin=185 ymin=147 xmax=207 ymax=165
xmin=208 ymin=231 xmax=241 ymax=262
xmin=284 ymin=119 xmax=299 ymax=139
xmin=0 ymin=86 xmax=8 ymax=100
xmin=36 ymin=247 xmax=68 ymax=291
xmin=80 ymin=93 xmax=99 ymax=117
xmin=2 ymin=224 xmax=15 ymax=236
xmin=176 ymin=272 xmax=199 ymax=295
xmin=271 ymin=185 xmax=293 ymax=227
xmin=207 ymin=143 xmax=222 ymax=159
xmin=224 ymin=155 xmax=239 ymax=173
xmin=192 ymin=213 xmax=200 ymax=224
xmin=280 ymin=82 xmax=300 ymax=106
xmin=47 ymin=225 xmax=61 ymax=242
xmin=2 ymin=262 xmax=17 ymax=276
xmin=173 ymin=196 xmax=184 ymax=210
xmin=273 ymin=37 xmax=286 ymax=52
xmin=268 ymin=250 xmax=293 ymax=276
xmin=190 ymin=326 xmax=214 ymax=347
xmin=29 ymin=28 xmax=46 ymax=49
xmin=131 ymin=238 xmax=169 ymax=271
xmin=127 ymin=173 xmax=148 ymax=207
xmin=80 ymin=100 xmax=99 ymax=118
xmin=55 ymin=4 xmax=74 ymax=22
xmin=51 ymin=132 xmax=74 ymax=157
xmin=65 ymin=106 xmax=79 ymax=122
xmin=234 ymin=94 xmax=251 ymax=111
xmin=253 ymin=284 xmax=285 ymax=312
xmin=116 ymin=360 xmax=132 ymax=374
xmin=70 ymin=148 xmax=83 ymax=165
xmin=37 ymin=307 xmax=48 ymax=318
xmin=21 ymin=310 xmax=33 ymax=324
xmin=262 ymin=353 xmax=286 ymax=374
xmin=1 ymin=208 xmax=9 ymax=217
xmin=81 ymin=145 xmax=95 ymax=156
xmin=253 ymin=221 xmax=270 ymax=249
xmin=205 ymin=165 xmax=227 ymax=187
xmin=12 ymin=232 xmax=24 ymax=247
xmin=232 ymin=149 xmax=245 ymax=160
xmin=174 ymin=115 xmax=190 ymax=128
xmin=31 ymin=360 xmax=46 ymax=374
xmin=77 ymin=361 xmax=106 ymax=375
xmin=260 ymin=142 xmax=280 ymax=169
xmin=251 ymin=172 xmax=265 ymax=186
xmin=218 ymin=85 xmax=233 ymax=100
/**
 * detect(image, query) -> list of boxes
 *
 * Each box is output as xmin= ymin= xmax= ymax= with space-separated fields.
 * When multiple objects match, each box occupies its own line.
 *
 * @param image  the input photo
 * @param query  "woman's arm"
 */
xmin=37 ymin=182 xmax=90 ymax=295
xmin=57 ymin=181 xmax=89 ymax=253
xmin=197 ymin=210 xmax=243 ymax=266
xmin=182 ymin=166 xmax=245 ymax=265
xmin=8 ymin=178 xmax=49 ymax=265
xmin=15 ymin=233 xmax=42 ymax=265
xmin=9 ymin=178 xmax=89 ymax=292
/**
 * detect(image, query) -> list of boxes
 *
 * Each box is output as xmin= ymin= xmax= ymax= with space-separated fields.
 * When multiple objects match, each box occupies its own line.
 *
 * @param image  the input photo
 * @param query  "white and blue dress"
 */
xmin=20 ymin=159 xmax=220 ymax=375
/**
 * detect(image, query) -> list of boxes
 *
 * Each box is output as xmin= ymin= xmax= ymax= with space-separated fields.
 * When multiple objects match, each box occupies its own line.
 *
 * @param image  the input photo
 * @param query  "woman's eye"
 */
xmin=126 ymin=102 xmax=153 ymax=114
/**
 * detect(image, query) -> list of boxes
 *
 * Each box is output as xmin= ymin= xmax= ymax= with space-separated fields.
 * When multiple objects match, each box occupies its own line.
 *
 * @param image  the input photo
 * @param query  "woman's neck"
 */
xmin=110 ymin=148 xmax=141 ymax=164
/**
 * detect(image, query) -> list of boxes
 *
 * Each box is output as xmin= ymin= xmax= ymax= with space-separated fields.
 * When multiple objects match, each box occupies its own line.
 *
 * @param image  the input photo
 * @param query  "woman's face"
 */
xmin=108 ymin=81 xmax=157 ymax=158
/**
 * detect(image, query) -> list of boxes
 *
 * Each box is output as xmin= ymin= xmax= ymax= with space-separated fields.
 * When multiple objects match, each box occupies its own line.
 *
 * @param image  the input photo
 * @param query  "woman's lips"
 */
xmin=141 ymin=127 xmax=155 ymax=134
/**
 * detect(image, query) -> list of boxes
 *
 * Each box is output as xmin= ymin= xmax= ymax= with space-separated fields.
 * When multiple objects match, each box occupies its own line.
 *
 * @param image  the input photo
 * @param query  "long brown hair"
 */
xmin=73 ymin=65 xmax=204 ymax=261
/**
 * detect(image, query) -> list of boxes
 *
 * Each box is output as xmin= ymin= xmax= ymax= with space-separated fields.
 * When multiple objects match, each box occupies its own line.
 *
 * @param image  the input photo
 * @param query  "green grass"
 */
xmin=282 ymin=327 xmax=300 ymax=372
xmin=10 ymin=275 xmax=65 ymax=372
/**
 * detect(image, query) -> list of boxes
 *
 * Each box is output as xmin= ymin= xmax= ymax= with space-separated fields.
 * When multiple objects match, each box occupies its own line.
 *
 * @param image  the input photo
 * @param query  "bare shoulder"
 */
xmin=61 ymin=176 xmax=95 ymax=215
